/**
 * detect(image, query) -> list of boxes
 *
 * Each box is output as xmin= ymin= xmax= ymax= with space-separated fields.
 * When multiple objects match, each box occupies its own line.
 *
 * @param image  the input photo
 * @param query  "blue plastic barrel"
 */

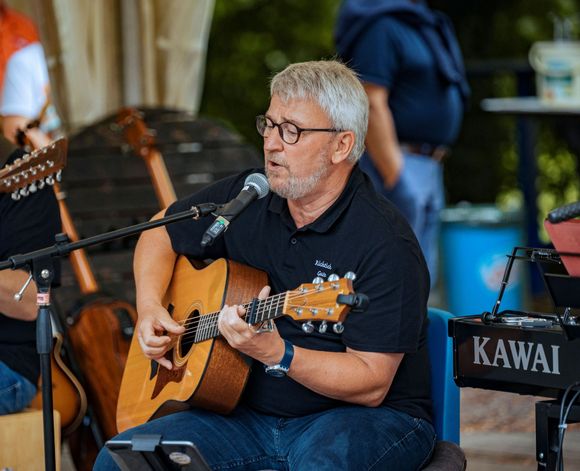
xmin=440 ymin=204 xmax=523 ymax=315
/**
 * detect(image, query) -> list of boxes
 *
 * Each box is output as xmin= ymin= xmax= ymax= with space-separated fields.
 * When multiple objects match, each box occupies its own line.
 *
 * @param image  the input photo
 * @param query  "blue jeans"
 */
xmin=360 ymin=153 xmax=444 ymax=287
xmin=95 ymin=404 xmax=435 ymax=470
xmin=0 ymin=361 xmax=37 ymax=415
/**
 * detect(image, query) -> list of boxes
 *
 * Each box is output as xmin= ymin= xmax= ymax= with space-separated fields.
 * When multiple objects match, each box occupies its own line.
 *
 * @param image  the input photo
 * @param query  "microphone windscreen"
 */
xmin=245 ymin=173 xmax=269 ymax=199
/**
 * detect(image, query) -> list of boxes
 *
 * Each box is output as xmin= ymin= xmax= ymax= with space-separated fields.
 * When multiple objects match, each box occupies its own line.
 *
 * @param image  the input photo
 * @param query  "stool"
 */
xmin=0 ymin=409 xmax=61 ymax=471
xmin=422 ymin=441 xmax=466 ymax=470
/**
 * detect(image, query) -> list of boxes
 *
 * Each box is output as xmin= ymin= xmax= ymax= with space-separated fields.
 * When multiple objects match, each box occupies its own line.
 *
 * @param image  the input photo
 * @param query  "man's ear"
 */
xmin=331 ymin=130 xmax=355 ymax=164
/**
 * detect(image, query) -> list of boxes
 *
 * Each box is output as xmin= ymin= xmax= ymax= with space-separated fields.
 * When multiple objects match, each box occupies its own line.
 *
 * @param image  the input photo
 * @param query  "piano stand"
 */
xmin=536 ymin=400 xmax=580 ymax=470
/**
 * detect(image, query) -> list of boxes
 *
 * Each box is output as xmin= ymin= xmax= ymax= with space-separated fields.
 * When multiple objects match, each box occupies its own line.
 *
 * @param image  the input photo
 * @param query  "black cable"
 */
xmin=556 ymin=382 xmax=580 ymax=471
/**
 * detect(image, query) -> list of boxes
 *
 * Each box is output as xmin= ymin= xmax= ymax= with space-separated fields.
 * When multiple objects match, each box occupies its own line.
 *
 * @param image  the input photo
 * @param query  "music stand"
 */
xmin=105 ymin=434 xmax=211 ymax=471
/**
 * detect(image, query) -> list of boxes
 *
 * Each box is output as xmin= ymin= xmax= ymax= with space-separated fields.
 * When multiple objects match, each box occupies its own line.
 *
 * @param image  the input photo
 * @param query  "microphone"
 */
xmin=547 ymin=201 xmax=580 ymax=224
xmin=201 ymin=173 xmax=269 ymax=247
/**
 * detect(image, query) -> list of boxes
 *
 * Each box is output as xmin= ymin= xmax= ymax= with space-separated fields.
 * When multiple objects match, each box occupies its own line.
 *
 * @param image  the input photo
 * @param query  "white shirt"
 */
xmin=0 ymin=43 xmax=60 ymax=132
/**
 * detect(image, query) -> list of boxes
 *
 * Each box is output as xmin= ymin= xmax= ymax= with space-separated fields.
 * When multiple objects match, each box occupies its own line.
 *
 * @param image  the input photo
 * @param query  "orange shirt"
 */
xmin=0 ymin=6 xmax=39 ymax=90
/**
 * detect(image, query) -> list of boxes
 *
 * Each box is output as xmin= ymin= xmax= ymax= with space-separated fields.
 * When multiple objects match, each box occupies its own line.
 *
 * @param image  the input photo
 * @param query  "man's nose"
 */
xmin=263 ymin=128 xmax=284 ymax=151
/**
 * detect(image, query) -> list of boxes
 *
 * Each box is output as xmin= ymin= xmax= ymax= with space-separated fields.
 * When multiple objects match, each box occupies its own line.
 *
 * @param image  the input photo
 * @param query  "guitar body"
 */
xmin=30 ymin=332 xmax=87 ymax=435
xmin=66 ymin=298 xmax=138 ymax=439
xmin=117 ymin=257 xmax=267 ymax=432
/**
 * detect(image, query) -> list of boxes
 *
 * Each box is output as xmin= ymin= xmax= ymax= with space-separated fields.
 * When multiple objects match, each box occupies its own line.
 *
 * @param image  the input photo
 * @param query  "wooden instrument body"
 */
xmin=117 ymin=257 xmax=267 ymax=432
xmin=66 ymin=299 xmax=137 ymax=438
xmin=29 ymin=332 xmax=87 ymax=435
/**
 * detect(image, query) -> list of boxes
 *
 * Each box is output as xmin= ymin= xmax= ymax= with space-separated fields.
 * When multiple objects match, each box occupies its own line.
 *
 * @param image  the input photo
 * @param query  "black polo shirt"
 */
xmin=166 ymin=165 xmax=432 ymax=422
xmin=0 ymin=149 xmax=62 ymax=386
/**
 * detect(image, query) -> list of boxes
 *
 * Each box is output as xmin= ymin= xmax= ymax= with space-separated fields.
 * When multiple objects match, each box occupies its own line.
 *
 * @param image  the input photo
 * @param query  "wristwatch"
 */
xmin=264 ymin=339 xmax=294 ymax=377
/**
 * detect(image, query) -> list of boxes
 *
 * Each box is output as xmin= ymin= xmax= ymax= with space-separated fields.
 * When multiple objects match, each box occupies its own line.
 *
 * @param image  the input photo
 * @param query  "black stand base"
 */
xmin=536 ymin=400 xmax=580 ymax=470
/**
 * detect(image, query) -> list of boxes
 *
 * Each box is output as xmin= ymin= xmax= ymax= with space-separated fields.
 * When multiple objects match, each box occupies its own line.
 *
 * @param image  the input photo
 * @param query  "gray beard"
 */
xmin=266 ymin=155 xmax=330 ymax=200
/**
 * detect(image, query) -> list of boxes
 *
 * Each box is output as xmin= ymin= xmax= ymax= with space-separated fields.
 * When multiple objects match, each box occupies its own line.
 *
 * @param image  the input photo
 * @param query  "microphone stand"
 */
xmin=0 ymin=202 xmax=219 ymax=471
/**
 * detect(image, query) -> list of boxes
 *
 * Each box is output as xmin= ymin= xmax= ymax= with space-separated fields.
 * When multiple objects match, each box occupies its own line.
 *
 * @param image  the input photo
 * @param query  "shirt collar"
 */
xmin=267 ymin=165 xmax=364 ymax=233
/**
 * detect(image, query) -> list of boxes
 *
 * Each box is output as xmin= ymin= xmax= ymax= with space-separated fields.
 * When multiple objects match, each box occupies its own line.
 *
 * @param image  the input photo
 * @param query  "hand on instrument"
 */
xmin=137 ymin=303 xmax=185 ymax=370
xmin=218 ymin=285 xmax=285 ymax=366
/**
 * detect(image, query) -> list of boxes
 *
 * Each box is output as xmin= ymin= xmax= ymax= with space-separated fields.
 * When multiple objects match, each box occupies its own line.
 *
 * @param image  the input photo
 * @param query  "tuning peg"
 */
xmin=11 ymin=191 xmax=21 ymax=200
xmin=328 ymin=274 xmax=339 ymax=281
xmin=56 ymin=170 xmax=62 ymax=182
xmin=302 ymin=321 xmax=315 ymax=334
xmin=333 ymin=322 xmax=344 ymax=334
xmin=312 ymin=276 xmax=324 ymax=284
xmin=19 ymin=187 xmax=29 ymax=197
xmin=45 ymin=175 xmax=55 ymax=186
xmin=28 ymin=182 xmax=37 ymax=193
xmin=38 ymin=179 xmax=45 ymax=189
xmin=318 ymin=321 xmax=328 ymax=333
xmin=344 ymin=272 xmax=356 ymax=281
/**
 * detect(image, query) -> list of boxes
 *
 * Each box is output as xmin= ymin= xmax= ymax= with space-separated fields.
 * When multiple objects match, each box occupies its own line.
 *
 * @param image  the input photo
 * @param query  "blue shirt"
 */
xmin=347 ymin=16 xmax=464 ymax=144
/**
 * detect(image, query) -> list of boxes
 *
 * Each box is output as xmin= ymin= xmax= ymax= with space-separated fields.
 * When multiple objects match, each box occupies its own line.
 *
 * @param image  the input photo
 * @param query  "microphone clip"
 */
xmin=191 ymin=203 xmax=222 ymax=220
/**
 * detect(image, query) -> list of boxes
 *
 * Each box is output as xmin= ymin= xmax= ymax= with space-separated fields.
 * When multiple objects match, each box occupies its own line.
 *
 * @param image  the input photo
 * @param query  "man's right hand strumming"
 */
xmin=136 ymin=302 xmax=185 ymax=370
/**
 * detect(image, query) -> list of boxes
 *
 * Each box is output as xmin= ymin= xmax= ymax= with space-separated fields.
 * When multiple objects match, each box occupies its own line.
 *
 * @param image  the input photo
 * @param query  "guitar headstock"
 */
xmin=283 ymin=276 xmax=356 ymax=327
xmin=0 ymin=138 xmax=67 ymax=200
xmin=115 ymin=107 xmax=156 ymax=159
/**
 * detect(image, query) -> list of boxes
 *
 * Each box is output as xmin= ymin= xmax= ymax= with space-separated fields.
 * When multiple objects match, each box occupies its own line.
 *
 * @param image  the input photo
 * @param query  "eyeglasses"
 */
xmin=255 ymin=115 xmax=342 ymax=145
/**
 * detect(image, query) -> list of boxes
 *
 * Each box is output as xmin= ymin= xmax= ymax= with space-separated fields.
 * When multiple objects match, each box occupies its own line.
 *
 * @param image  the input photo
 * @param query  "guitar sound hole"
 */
xmin=180 ymin=309 xmax=199 ymax=356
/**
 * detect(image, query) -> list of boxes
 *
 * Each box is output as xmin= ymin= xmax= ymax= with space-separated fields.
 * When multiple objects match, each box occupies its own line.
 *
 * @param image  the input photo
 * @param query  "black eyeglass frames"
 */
xmin=255 ymin=115 xmax=342 ymax=144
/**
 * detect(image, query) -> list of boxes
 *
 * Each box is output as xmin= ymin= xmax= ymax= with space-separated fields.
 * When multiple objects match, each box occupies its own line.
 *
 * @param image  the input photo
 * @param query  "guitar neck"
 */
xmin=189 ymin=292 xmax=288 ymax=343
xmin=116 ymin=107 xmax=177 ymax=209
xmin=143 ymin=149 xmax=177 ymax=208
xmin=53 ymin=182 xmax=99 ymax=294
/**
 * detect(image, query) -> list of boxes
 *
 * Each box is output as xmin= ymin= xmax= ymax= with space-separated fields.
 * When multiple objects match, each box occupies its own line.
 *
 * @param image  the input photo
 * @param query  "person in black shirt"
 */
xmin=0 ymin=145 xmax=61 ymax=414
xmin=95 ymin=60 xmax=434 ymax=471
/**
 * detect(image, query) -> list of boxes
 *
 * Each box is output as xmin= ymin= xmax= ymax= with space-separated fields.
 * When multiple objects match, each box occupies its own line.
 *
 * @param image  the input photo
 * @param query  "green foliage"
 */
xmin=200 ymin=0 xmax=339 ymax=152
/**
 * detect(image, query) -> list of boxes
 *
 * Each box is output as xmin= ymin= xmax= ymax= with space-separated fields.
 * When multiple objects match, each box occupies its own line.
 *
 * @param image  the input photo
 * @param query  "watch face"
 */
xmin=265 ymin=367 xmax=287 ymax=378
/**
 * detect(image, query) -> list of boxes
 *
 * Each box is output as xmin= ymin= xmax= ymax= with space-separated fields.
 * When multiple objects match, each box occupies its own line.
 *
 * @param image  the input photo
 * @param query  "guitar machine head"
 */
xmin=0 ymin=138 xmax=67 ymax=200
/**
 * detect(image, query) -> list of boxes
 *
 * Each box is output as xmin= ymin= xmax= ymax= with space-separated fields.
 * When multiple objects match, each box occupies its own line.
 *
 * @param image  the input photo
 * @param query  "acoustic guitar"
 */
xmin=29 ymin=331 xmax=87 ymax=435
xmin=116 ymin=257 xmax=356 ymax=432
xmin=56 ymin=177 xmax=138 ymax=441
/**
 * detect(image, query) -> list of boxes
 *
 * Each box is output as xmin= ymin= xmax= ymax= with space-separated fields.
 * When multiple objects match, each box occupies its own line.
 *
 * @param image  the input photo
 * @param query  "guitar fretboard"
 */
xmin=192 ymin=292 xmax=288 ymax=343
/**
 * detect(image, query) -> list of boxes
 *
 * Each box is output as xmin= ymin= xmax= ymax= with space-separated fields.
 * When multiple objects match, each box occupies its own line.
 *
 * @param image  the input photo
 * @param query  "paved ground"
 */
xmin=461 ymin=388 xmax=580 ymax=470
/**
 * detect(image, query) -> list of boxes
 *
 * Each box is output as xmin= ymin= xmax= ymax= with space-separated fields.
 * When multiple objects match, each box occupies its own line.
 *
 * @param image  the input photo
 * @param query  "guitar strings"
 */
xmin=123 ymin=285 xmax=343 ymax=362
xmin=176 ymin=285 xmax=338 ymax=337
